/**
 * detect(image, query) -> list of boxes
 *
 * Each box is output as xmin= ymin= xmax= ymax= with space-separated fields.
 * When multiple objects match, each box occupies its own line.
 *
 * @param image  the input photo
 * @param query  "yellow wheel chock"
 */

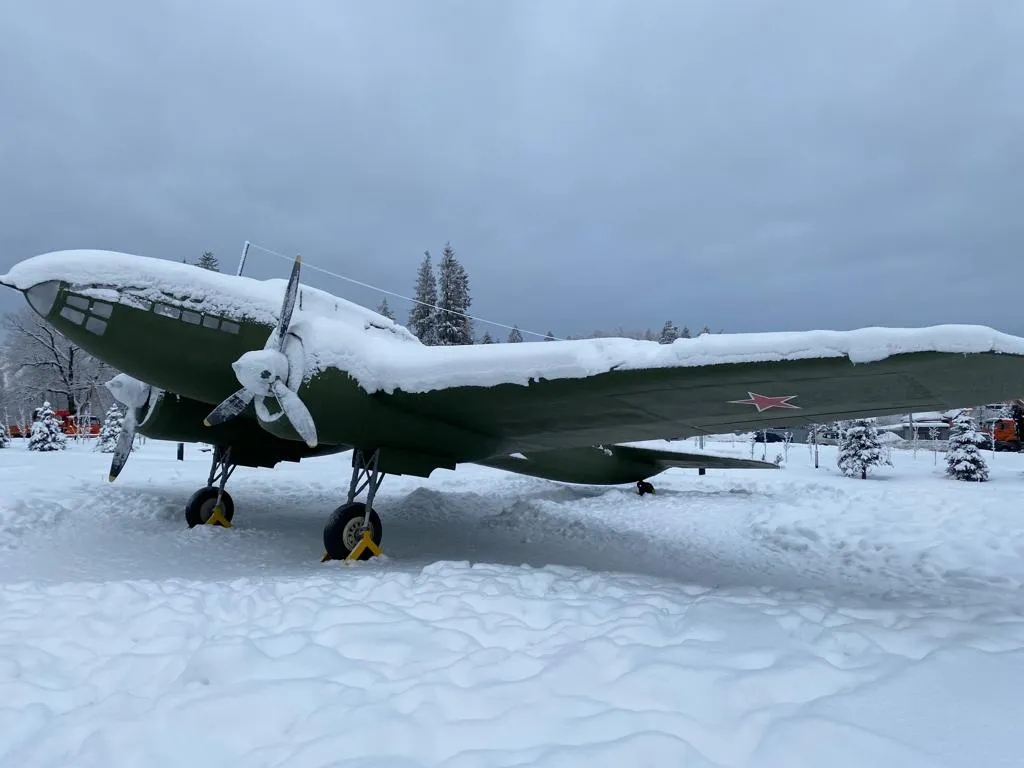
xmin=204 ymin=505 xmax=233 ymax=528
xmin=320 ymin=530 xmax=383 ymax=563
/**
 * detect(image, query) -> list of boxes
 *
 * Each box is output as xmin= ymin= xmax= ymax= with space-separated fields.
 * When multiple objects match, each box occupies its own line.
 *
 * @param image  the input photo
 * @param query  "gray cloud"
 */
xmin=2 ymin=0 xmax=1022 ymax=339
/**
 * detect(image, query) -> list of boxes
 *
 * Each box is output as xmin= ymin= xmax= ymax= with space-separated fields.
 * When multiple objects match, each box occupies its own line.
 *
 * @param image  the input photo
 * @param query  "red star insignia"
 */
xmin=729 ymin=392 xmax=801 ymax=412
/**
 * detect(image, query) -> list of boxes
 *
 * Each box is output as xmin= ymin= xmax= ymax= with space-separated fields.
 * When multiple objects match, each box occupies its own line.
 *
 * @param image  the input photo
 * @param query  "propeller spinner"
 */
xmin=203 ymin=256 xmax=318 ymax=447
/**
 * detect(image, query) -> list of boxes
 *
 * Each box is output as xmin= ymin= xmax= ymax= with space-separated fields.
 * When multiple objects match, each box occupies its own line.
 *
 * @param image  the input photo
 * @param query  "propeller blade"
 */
xmin=108 ymin=410 xmax=136 ymax=482
xmin=203 ymin=388 xmax=256 ymax=427
xmin=270 ymin=379 xmax=318 ymax=448
xmin=273 ymin=255 xmax=302 ymax=352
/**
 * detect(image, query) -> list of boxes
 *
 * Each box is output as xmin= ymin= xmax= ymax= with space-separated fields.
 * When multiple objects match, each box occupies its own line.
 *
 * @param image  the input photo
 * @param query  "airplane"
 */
xmin=3 ymin=249 xmax=1024 ymax=561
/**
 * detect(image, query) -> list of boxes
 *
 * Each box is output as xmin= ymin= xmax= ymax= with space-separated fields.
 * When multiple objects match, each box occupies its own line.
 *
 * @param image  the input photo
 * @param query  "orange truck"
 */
xmin=982 ymin=418 xmax=1021 ymax=451
xmin=7 ymin=408 xmax=100 ymax=438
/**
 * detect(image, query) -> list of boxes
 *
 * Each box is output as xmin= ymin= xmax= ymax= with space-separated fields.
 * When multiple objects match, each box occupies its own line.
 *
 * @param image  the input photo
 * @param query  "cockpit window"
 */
xmin=25 ymin=280 xmax=60 ymax=317
xmin=60 ymin=307 xmax=85 ymax=325
xmin=91 ymin=301 xmax=113 ymax=318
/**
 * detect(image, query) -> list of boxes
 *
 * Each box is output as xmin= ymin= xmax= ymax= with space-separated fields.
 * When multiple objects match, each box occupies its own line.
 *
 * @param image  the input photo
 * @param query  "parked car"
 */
xmin=752 ymin=428 xmax=791 ymax=443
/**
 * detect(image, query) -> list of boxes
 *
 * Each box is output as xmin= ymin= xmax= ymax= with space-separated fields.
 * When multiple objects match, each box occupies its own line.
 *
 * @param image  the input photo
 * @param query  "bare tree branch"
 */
xmin=1 ymin=308 xmax=118 ymax=419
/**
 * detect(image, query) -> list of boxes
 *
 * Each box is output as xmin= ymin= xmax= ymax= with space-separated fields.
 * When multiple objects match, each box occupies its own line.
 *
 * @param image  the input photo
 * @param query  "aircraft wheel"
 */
xmin=323 ymin=502 xmax=382 ymax=561
xmin=185 ymin=487 xmax=235 ymax=528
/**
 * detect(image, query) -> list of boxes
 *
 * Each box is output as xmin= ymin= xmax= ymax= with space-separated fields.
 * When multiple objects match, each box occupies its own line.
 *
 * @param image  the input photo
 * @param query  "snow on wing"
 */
xmin=374 ymin=346 xmax=1024 ymax=454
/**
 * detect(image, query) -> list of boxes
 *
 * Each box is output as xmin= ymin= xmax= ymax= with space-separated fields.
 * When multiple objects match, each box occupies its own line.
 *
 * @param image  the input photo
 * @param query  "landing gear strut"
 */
xmin=185 ymin=445 xmax=237 ymax=528
xmin=322 ymin=448 xmax=385 ymax=561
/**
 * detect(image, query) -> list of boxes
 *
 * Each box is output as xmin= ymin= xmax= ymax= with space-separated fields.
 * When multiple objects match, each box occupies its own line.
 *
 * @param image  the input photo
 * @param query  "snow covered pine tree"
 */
xmin=408 ymin=251 xmax=438 ymax=345
xmin=194 ymin=251 xmax=220 ymax=271
xmin=945 ymin=412 xmax=989 ymax=481
xmin=507 ymin=326 xmax=523 ymax=343
xmin=0 ymin=422 xmax=10 ymax=448
xmin=436 ymin=243 xmax=473 ymax=346
xmin=28 ymin=401 xmax=67 ymax=452
xmin=659 ymin=321 xmax=680 ymax=344
xmin=96 ymin=404 xmax=125 ymax=453
xmin=837 ymin=418 xmax=882 ymax=479
xmin=375 ymin=298 xmax=396 ymax=321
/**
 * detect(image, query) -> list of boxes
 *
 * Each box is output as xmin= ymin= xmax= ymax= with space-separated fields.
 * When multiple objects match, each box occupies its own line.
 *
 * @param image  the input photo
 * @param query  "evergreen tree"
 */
xmin=945 ymin=413 xmax=989 ymax=481
xmin=680 ymin=326 xmax=691 ymax=339
xmin=195 ymin=251 xmax=220 ymax=271
xmin=435 ymin=242 xmax=473 ymax=345
xmin=28 ymin=401 xmax=67 ymax=452
xmin=96 ymin=404 xmax=125 ymax=454
xmin=408 ymin=251 xmax=438 ymax=345
xmin=376 ymin=298 xmax=395 ymax=321
xmin=699 ymin=325 xmax=711 ymax=335
xmin=544 ymin=331 xmax=555 ymax=341
xmin=481 ymin=331 xmax=494 ymax=344
xmin=837 ymin=419 xmax=882 ymax=479
xmin=659 ymin=321 xmax=680 ymax=344
xmin=0 ymin=423 xmax=9 ymax=449
xmin=507 ymin=326 xmax=523 ymax=343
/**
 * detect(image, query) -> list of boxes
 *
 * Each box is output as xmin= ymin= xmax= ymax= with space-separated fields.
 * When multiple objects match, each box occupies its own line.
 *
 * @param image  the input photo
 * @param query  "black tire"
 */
xmin=185 ymin=486 xmax=235 ymax=528
xmin=323 ymin=502 xmax=382 ymax=561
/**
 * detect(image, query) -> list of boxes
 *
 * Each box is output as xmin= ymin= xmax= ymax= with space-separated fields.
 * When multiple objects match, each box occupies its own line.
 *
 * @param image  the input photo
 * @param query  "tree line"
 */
xmin=389 ymin=242 xmax=719 ymax=346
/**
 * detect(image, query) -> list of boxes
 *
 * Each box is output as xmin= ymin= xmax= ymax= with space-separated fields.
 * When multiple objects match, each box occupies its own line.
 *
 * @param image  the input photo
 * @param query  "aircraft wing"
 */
xmin=375 ymin=333 xmax=1024 ymax=455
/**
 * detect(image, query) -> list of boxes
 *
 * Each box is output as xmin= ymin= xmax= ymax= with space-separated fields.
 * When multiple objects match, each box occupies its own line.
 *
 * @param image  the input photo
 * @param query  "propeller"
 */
xmin=203 ymin=256 xmax=318 ymax=447
xmin=105 ymin=374 xmax=159 ymax=482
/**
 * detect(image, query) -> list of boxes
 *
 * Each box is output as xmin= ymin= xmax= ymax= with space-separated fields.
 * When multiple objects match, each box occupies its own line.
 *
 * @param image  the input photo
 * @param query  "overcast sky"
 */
xmin=2 ymin=1 xmax=1022 ymax=339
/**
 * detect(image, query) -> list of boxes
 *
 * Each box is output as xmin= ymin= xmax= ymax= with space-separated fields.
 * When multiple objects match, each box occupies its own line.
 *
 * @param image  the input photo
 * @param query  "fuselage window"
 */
xmin=123 ymin=295 xmax=152 ymax=311
xmin=181 ymin=310 xmax=201 ymax=325
xmin=202 ymin=315 xmax=220 ymax=329
xmin=220 ymin=320 xmax=240 ymax=334
xmin=155 ymin=303 xmax=181 ymax=319
xmin=85 ymin=317 xmax=107 ymax=336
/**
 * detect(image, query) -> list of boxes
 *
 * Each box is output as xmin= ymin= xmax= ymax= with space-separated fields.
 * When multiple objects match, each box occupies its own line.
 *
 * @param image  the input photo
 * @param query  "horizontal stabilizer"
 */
xmin=477 ymin=442 xmax=777 ymax=485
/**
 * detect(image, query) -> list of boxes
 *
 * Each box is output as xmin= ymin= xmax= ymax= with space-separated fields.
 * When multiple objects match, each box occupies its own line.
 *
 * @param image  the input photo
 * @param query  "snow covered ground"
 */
xmin=1 ymin=437 xmax=1023 ymax=767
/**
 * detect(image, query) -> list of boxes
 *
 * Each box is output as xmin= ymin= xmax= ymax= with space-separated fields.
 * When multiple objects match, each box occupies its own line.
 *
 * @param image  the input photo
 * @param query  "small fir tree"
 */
xmin=195 ymin=251 xmax=220 ymax=271
xmin=376 ymin=298 xmax=395 ymax=321
xmin=837 ymin=419 xmax=882 ymax=479
xmin=28 ymin=401 xmax=67 ymax=452
xmin=680 ymin=326 xmax=691 ymax=339
xmin=436 ymin=242 xmax=473 ymax=345
xmin=408 ymin=251 xmax=438 ymax=345
xmin=507 ymin=326 xmax=523 ymax=343
xmin=0 ymin=423 xmax=10 ymax=449
xmin=481 ymin=331 xmax=494 ymax=344
xmin=659 ymin=321 xmax=680 ymax=344
xmin=945 ymin=413 xmax=989 ymax=481
xmin=544 ymin=331 xmax=555 ymax=341
xmin=96 ymin=404 xmax=125 ymax=453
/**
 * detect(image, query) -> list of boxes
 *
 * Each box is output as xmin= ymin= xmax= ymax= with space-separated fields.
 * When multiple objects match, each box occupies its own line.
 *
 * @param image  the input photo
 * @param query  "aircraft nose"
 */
xmin=24 ymin=280 xmax=62 ymax=318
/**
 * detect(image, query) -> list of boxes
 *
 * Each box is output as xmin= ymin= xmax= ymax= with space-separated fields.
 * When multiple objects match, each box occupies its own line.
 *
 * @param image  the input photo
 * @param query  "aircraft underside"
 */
xmin=130 ymin=385 xmax=772 ymax=560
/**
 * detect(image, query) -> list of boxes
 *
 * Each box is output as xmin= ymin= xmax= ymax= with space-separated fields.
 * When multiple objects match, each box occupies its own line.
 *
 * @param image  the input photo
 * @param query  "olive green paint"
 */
xmin=23 ymin=279 xmax=1024 ymax=484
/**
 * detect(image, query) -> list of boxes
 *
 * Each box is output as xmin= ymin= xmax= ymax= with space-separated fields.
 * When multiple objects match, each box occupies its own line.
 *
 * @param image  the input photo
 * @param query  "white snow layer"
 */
xmin=5 ymin=250 xmax=1024 ymax=395
xmin=2 ymin=438 xmax=1024 ymax=766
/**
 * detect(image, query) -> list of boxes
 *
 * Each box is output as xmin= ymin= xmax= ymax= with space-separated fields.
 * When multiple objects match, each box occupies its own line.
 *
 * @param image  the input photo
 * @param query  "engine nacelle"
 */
xmin=107 ymin=375 xmax=342 ymax=468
